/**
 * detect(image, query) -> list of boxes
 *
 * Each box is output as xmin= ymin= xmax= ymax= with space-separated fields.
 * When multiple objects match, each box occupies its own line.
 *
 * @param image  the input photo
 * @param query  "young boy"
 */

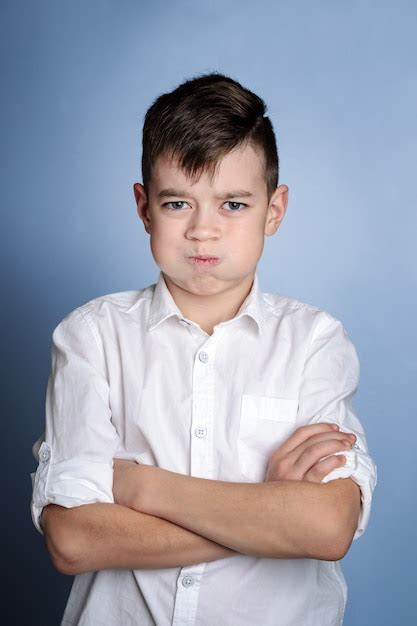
xmin=30 ymin=71 xmax=377 ymax=626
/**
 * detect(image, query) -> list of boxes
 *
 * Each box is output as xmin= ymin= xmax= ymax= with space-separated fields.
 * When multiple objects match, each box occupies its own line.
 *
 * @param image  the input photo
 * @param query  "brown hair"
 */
xmin=141 ymin=71 xmax=279 ymax=201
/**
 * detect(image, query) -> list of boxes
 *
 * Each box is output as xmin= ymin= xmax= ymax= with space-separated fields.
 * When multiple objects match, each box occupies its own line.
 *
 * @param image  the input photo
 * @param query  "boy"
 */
xmin=30 ymin=72 xmax=377 ymax=625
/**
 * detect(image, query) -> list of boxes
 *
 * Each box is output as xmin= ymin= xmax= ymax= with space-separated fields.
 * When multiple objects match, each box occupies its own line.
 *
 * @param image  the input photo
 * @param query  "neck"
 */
xmin=163 ymin=273 xmax=255 ymax=335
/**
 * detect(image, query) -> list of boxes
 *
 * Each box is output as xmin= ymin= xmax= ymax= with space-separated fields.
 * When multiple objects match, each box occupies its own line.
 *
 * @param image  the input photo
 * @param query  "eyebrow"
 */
xmin=157 ymin=188 xmax=255 ymax=200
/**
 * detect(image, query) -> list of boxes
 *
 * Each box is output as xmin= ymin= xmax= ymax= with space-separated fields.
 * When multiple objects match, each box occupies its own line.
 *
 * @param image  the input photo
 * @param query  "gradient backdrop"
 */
xmin=2 ymin=1 xmax=416 ymax=624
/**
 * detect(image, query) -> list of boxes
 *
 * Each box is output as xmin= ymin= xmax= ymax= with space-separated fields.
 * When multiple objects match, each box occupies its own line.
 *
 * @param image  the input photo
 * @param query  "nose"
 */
xmin=185 ymin=208 xmax=221 ymax=240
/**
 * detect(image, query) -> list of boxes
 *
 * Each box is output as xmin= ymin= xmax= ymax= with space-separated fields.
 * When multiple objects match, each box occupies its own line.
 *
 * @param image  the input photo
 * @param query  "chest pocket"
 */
xmin=237 ymin=394 xmax=298 ymax=482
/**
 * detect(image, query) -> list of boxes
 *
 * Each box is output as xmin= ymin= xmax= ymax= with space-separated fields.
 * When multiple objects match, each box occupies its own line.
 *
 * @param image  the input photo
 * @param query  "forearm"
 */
xmin=137 ymin=466 xmax=346 ymax=560
xmin=41 ymin=502 xmax=238 ymax=576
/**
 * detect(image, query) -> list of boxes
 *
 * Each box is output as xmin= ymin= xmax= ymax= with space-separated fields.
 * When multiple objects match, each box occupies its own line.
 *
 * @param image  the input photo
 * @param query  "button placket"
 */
xmin=172 ymin=332 xmax=224 ymax=624
xmin=190 ymin=334 xmax=222 ymax=482
xmin=172 ymin=562 xmax=206 ymax=625
xmin=191 ymin=353 xmax=209 ymax=478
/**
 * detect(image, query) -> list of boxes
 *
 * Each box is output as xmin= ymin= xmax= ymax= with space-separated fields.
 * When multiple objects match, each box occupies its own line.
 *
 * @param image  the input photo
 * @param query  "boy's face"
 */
xmin=134 ymin=143 xmax=288 ymax=299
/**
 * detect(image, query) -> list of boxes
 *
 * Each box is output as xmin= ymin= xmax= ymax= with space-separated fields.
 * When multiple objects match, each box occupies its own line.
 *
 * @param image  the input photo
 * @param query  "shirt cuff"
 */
xmin=30 ymin=442 xmax=115 ymax=535
xmin=320 ymin=438 xmax=377 ymax=541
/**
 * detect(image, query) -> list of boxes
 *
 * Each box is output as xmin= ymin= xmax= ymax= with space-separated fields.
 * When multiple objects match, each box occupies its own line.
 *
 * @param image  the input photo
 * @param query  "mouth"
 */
xmin=188 ymin=255 xmax=221 ymax=266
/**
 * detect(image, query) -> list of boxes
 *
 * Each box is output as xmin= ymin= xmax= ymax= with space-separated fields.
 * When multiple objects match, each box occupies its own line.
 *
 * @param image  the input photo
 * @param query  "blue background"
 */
xmin=2 ymin=1 xmax=416 ymax=624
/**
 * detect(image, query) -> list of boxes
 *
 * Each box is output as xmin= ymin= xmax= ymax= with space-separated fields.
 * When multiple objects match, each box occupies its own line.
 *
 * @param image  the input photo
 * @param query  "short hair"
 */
xmin=141 ymin=71 xmax=279 ymax=201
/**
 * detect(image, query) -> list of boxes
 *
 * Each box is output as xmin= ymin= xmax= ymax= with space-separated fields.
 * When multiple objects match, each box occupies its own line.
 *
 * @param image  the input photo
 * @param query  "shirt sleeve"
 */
xmin=30 ymin=306 xmax=123 ymax=535
xmin=297 ymin=311 xmax=378 ymax=541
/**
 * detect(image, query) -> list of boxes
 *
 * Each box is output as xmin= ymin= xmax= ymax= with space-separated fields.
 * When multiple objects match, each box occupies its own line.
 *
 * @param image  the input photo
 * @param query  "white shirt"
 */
xmin=30 ymin=270 xmax=377 ymax=626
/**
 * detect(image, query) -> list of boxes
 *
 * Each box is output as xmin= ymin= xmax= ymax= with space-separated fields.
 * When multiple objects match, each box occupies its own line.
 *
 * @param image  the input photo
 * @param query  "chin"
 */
xmin=184 ymin=275 xmax=225 ymax=293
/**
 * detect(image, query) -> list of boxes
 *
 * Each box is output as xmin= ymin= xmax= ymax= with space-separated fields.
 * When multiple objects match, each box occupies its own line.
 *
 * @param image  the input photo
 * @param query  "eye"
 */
xmin=163 ymin=201 xmax=189 ymax=211
xmin=162 ymin=200 xmax=248 ymax=212
xmin=224 ymin=201 xmax=247 ymax=212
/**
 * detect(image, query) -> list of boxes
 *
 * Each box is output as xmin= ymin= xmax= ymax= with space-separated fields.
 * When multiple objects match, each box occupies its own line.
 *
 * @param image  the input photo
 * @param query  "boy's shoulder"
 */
xmin=261 ymin=289 xmax=347 ymax=336
xmin=81 ymin=285 xmax=154 ymax=312
xmin=262 ymin=289 xmax=329 ymax=319
xmin=56 ymin=284 xmax=156 ymax=330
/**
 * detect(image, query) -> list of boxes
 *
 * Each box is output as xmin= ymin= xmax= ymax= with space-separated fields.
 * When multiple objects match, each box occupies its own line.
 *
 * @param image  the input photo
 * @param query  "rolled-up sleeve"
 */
xmin=30 ymin=306 xmax=122 ymax=535
xmin=297 ymin=312 xmax=378 ymax=541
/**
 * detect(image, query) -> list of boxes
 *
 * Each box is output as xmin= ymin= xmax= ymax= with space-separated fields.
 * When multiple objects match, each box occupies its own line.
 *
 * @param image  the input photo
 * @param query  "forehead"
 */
xmin=150 ymin=143 xmax=266 ymax=195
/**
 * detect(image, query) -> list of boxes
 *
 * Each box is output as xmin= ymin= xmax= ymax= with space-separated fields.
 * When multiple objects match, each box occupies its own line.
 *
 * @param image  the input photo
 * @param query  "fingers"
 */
xmin=265 ymin=422 xmax=357 ymax=483
xmin=273 ymin=423 xmax=355 ymax=461
xmin=291 ymin=436 xmax=353 ymax=478
xmin=272 ymin=422 xmax=340 ymax=458
xmin=304 ymin=454 xmax=347 ymax=483
xmin=296 ymin=430 xmax=356 ymax=454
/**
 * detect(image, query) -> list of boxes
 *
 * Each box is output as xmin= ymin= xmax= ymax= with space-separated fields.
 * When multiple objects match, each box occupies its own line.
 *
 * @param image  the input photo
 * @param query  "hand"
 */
xmin=112 ymin=458 xmax=142 ymax=509
xmin=265 ymin=422 xmax=356 ymax=484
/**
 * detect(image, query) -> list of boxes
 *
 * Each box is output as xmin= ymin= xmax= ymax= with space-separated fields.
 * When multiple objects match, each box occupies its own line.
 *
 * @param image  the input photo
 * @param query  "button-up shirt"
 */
xmin=30 ymin=270 xmax=377 ymax=626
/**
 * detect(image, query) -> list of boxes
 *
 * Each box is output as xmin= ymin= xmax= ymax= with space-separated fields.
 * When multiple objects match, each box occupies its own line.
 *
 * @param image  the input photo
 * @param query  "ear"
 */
xmin=264 ymin=184 xmax=288 ymax=236
xmin=133 ymin=183 xmax=152 ymax=234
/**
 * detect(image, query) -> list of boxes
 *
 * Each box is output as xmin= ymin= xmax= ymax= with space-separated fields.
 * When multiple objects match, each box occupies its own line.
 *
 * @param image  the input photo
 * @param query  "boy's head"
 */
xmin=134 ymin=72 xmax=288 ymax=317
xmin=140 ymin=71 xmax=279 ymax=202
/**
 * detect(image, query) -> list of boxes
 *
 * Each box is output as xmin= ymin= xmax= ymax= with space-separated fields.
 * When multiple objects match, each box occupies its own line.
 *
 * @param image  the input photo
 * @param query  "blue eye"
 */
xmin=164 ymin=201 xmax=188 ymax=211
xmin=162 ymin=201 xmax=247 ymax=212
xmin=224 ymin=201 xmax=246 ymax=211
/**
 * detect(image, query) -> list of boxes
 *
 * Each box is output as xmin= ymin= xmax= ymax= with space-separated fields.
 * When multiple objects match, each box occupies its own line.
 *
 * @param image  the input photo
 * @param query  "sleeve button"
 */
xmin=39 ymin=447 xmax=50 ymax=462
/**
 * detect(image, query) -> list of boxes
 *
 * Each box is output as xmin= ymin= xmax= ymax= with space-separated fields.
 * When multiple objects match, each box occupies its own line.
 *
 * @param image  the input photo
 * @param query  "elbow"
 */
xmin=299 ymin=530 xmax=348 ymax=562
xmin=52 ymin=540 xmax=84 ymax=577
xmin=317 ymin=478 xmax=361 ymax=561
xmin=318 ymin=511 xmax=357 ymax=562
xmin=301 ymin=525 xmax=352 ymax=562
xmin=51 ymin=550 xmax=81 ymax=577
xmin=304 ymin=513 xmax=356 ymax=562
xmin=41 ymin=505 xmax=84 ymax=576
xmin=316 ymin=532 xmax=352 ymax=562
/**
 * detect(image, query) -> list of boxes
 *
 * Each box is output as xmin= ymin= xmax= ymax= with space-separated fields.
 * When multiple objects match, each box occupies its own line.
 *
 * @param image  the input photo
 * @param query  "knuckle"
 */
xmin=304 ymin=446 xmax=320 ymax=461
xmin=279 ymin=457 xmax=295 ymax=477
xmin=309 ymin=466 xmax=322 ymax=480
xmin=298 ymin=424 xmax=322 ymax=433
xmin=276 ymin=457 xmax=289 ymax=472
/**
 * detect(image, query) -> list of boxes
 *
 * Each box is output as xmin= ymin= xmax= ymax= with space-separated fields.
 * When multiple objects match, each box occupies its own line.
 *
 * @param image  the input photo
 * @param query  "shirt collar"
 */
xmin=147 ymin=270 xmax=267 ymax=336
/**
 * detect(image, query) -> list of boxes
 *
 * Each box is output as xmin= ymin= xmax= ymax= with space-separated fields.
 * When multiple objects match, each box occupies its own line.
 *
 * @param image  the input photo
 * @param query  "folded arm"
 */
xmin=39 ymin=422 xmax=362 ymax=576
xmin=113 ymin=462 xmax=360 ymax=562
xmin=42 ymin=463 xmax=358 ymax=576
xmin=41 ymin=501 xmax=238 ymax=576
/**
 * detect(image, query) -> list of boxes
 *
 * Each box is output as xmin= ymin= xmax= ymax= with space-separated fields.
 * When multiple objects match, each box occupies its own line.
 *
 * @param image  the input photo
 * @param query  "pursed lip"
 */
xmin=189 ymin=255 xmax=219 ymax=260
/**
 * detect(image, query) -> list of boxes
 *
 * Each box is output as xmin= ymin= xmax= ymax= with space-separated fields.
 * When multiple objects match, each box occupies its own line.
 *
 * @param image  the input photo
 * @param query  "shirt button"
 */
xmin=39 ymin=447 xmax=50 ymax=462
xmin=182 ymin=576 xmax=194 ymax=587
xmin=352 ymin=443 xmax=360 ymax=450
xmin=199 ymin=351 xmax=209 ymax=363
xmin=194 ymin=426 xmax=207 ymax=438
